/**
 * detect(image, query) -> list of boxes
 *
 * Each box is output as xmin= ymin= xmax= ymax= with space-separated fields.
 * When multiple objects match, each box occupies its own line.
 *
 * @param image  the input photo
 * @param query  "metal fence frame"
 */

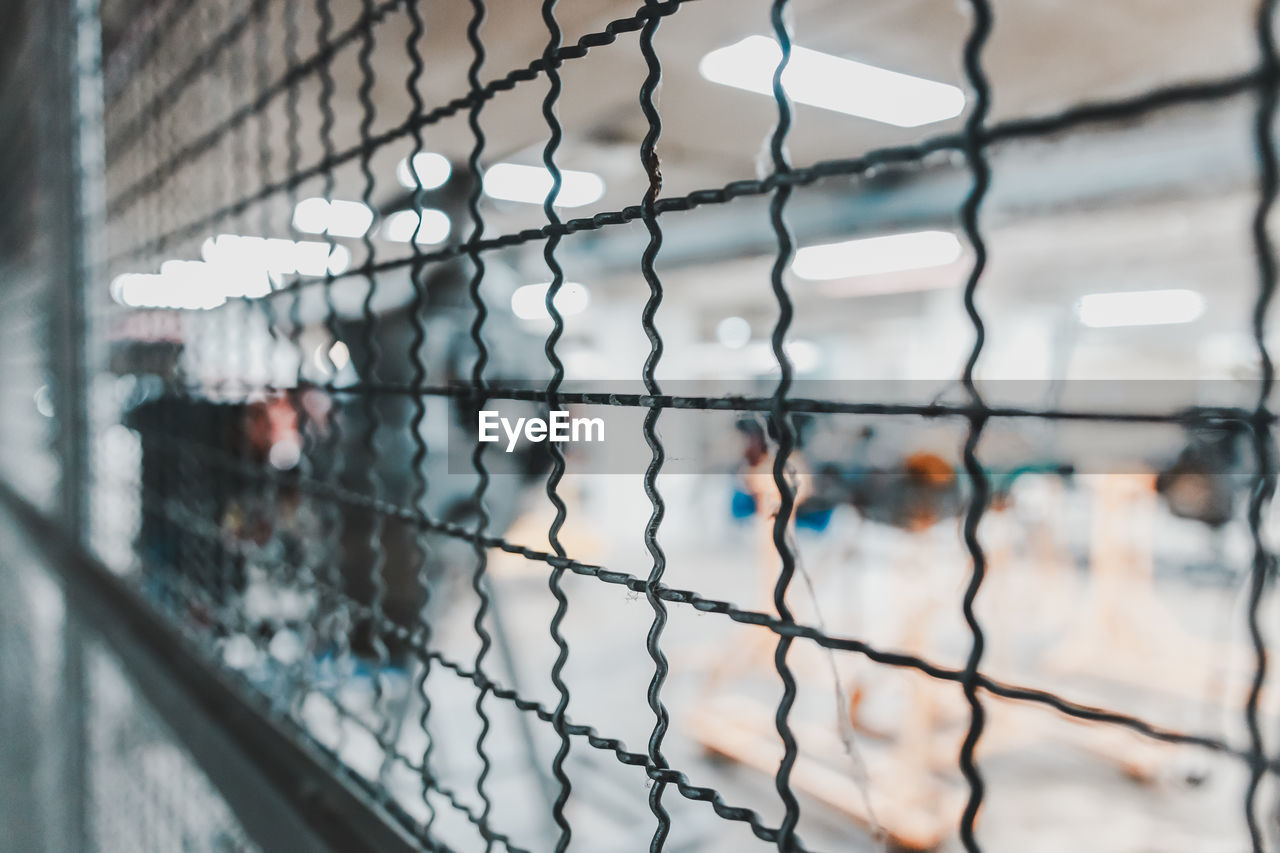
xmin=3 ymin=0 xmax=1278 ymax=850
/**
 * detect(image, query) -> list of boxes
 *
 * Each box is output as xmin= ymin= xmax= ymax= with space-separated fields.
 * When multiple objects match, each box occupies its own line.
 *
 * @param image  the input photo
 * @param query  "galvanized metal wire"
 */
xmin=73 ymin=0 xmax=1280 ymax=851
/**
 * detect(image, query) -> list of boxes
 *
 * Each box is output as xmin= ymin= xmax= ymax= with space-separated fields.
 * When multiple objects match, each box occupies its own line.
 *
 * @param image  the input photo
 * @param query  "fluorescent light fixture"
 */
xmin=716 ymin=316 xmax=752 ymax=349
xmin=325 ymin=200 xmax=374 ymax=238
xmin=291 ymin=198 xmax=373 ymax=238
xmin=700 ymin=36 xmax=965 ymax=128
xmin=483 ymin=163 xmax=604 ymax=208
xmin=328 ymin=244 xmax=351 ymax=275
xmin=111 ymin=266 xmax=229 ymax=310
xmin=112 ymin=235 xmax=347 ymax=311
xmin=202 ymin=234 xmax=334 ymax=279
xmin=292 ymin=197 xmax=329 ymax=233
xmin=383 ymin=209 xmax=451 ymax=244
xmin=163 ymin=258 xmax=273 ymax=301
xmin=792 ymin=230 xmax=962 ymax=281
xmin=510 ymin=282 xmax=590 ymax=320
xmin=1076 ymin=289 xmax=1205 ymax=328
xmin=396 ymin=152 xmax=452 ymax=189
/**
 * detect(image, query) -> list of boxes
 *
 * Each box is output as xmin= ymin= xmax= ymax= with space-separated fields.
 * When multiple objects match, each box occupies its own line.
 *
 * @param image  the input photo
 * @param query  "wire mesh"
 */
xmin=84 ymin=639 xmax=261 ymax=853
xmin=0 ymin=506 xmax=260 ymax=853
xmin=71 ymin=0 xmax=1280 ymax=851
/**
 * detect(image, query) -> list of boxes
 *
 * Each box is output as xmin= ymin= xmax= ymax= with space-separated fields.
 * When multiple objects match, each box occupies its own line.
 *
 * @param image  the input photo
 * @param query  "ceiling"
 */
xmin=100 ymin=0 xmax=1280 ymax=383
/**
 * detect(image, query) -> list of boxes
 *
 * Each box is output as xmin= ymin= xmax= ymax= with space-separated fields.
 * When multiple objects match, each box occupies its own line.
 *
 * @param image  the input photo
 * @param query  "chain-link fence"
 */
xmin=4 ymin=0 xmax=1280 ymax=850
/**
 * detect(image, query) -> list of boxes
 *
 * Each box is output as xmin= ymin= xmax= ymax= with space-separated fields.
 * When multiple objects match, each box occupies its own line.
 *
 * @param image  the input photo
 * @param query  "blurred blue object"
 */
xmin=731 ymin=489 xmax=756 ymax=519
xmin=796 ymin=506 xmax=833 ymax=532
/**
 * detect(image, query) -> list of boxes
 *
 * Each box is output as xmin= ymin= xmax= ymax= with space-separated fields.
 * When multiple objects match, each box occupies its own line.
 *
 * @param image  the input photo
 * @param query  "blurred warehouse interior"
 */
xmin=3 ymin=0 xmax=1280 ymax=851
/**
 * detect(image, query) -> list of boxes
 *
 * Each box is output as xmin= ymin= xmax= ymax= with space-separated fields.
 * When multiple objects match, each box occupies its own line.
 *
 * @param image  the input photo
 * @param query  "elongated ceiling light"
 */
xmin=382 ymin=209 xmax=451 ymax=244
xmin=700 ymin=35 xmax=964 ymax=128
xmin=483 ymin=163 xmax=604 ymax=208
xmin=291 ymin=198 xmax=373 ymax=238
xmin=792 ymin=230 xmax=963 ymax=281
xmin=396 ymin=152 xmax=452 ymax=190
xmin=1076 ymin=289 xmax=1205 ymax=328
xmin=110 ymin=236 xmax=346 ymax=310
xmin=511 ymin=282 xmax=590 ymax=320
